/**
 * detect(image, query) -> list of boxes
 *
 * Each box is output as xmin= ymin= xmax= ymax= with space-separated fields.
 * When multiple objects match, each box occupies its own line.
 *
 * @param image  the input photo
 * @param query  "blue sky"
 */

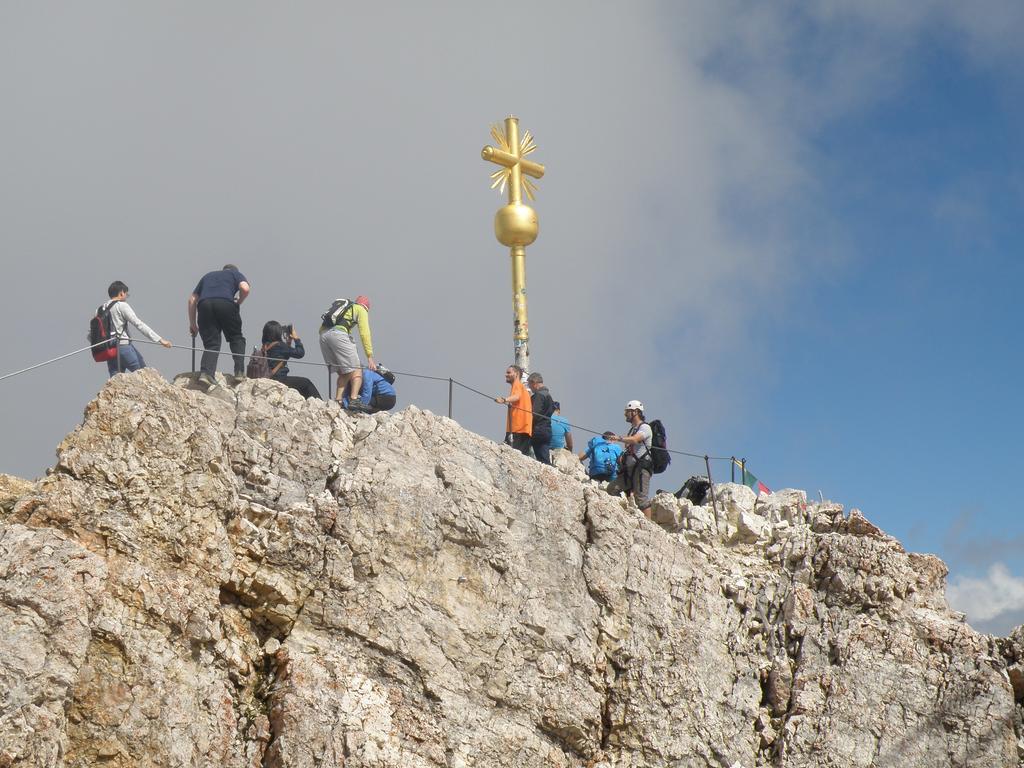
xmin=0 ymin=2 xmax=1021 ymax=633
xmin=705 ymin=9 xmax=1024 ymax=632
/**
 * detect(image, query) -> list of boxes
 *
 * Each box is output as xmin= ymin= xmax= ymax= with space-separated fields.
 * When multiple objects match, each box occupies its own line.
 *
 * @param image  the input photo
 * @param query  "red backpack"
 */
xmin=88 ymin=301 xmax=120 ymax=362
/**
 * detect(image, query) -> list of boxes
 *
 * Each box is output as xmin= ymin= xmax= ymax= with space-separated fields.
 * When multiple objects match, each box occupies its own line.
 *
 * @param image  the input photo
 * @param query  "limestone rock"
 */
xmin=551 ymin=447 xmax=588 ymax=482
xmin=0 ymin=523 xmax=106 ymax=766
xmin=0 ymin=368 xmax=1018 ymax=767
xmin=0 ymin=473 xmax=34 ymax=516
xmin=649 ymin=492 xmax=685 ymax=531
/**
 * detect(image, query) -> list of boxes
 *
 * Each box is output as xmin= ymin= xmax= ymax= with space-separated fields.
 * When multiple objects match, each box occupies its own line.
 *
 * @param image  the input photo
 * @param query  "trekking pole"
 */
xmin=704 ymin=455 xmax=718 ymax=515
xmin=448 ymin=378 xmax=453 ymax=419
xmin=190 ymin=333 xmax=197 ymax=373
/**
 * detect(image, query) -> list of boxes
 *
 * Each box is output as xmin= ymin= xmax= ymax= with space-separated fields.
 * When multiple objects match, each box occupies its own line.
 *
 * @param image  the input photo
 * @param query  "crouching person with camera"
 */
xmin=342 ymin=365 xmax=396 ymax=414
xmin=256 ymin=321 xmax=322 ymax=399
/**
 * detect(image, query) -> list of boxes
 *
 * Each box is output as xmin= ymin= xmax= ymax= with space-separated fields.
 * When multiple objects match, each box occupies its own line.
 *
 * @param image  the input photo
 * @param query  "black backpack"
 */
xmin=88 ymin=300 xmax=120 ymax=362
xmin=648 ymin=419 xmax=671 ymax=474
xmin=676 ymin=475 xmax=710 ymax=504
xmin=320 ymin=298 xmax=355 ymax=330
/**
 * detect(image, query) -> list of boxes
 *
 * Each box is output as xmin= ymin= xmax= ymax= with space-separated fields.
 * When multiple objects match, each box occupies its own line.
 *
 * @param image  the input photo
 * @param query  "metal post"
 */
xmin=327 ymin=369 xmax=332 ymax=402
xmin=191 ymin=334 xmax=196 ymax=373
xmin=117 ymin=343 xmax=122 ymax=374
xmin=448 ymin=378 xmax=454 ymax=419
xmin=510 ymin=245 xmax=530 ymax=374
xmin=741 ymin=458 xmax=747 ymax=487
xmin=731 ymin=456 xmax=735 ymax=483
xmin=705 ymin=455 xmax=718 ymax=515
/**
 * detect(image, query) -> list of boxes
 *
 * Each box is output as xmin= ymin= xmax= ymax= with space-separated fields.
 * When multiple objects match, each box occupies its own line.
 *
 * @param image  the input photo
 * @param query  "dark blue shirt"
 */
xmin=264 ymin=338 xmax=305 ymax=378
xmin=193 ymin=268 xmax=248 ymax=303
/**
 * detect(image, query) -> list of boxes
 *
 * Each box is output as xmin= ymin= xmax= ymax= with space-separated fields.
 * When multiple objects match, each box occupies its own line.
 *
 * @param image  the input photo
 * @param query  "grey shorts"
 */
xmin=622 ymin=454 xmax=652 ymax=510
xmin=319 ymin=327 xmax=360 ymax=374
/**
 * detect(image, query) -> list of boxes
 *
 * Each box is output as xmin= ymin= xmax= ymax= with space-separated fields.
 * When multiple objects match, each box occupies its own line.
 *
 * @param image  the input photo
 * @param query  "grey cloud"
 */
xmin=1 ymin=2 xmax=1021 ymax=488
xmin=0 ymin=2 xmax=808 ymax=482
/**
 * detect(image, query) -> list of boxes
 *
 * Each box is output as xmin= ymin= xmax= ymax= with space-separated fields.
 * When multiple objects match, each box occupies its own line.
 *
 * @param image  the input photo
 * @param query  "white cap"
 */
xmin=625 ymin=400 xmax=644 ymax=411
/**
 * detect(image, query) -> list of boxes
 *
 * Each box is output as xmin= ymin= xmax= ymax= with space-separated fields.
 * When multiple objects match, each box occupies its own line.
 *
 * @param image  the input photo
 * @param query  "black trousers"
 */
xmin=370 ymin=393 xmax=397 ymax=413
xmin=198 ymin=299 xmax=245 ymax=376
xmin=507 ymin=433 xmax=531 ymax=455
xmin=276 ymin=375 xmax=322 ymax=400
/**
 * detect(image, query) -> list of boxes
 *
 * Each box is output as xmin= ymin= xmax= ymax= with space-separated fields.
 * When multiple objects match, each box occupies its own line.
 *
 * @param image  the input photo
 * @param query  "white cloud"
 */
xmin=947 ymin=562 xmax=1024 ymax=623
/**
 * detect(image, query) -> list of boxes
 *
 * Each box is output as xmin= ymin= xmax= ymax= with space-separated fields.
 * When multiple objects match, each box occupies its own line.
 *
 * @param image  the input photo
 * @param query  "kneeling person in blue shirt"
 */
xmin=342 ymin=367 xmax=397 ymax=413
xmin=578 ymin=431 xmax=623 ymax=482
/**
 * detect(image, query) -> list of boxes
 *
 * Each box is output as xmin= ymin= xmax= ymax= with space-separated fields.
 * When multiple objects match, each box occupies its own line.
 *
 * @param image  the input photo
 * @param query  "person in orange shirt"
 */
xmin=495 ymin=364 xmax=532 ymax=455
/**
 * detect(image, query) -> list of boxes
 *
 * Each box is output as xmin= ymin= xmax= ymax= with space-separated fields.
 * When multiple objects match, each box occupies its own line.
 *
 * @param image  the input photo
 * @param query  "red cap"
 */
xmin=355 ymin=295 xmax=370 ymax=309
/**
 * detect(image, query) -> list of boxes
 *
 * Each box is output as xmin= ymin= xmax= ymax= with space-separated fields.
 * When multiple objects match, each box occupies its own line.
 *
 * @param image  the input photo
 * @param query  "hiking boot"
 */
xmin=228 ymin=373 xmax=246 ymax=386
xmin=345 ymin=397 xmax=373 ymax=414
xmin=197 ymin=372 xmax=216 ymax=389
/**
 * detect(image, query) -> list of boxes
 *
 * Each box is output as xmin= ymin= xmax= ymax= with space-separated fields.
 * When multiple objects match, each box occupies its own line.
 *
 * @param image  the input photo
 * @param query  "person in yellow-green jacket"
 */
xmin=318 ymin=295 xmax=376 ymax=412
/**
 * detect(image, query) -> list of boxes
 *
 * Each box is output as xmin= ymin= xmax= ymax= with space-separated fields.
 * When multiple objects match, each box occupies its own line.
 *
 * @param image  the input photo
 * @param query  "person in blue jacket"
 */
xmin=260 ymin=321 xmax=321 ymax=399
xmin=342 ymin=367 xmax=397 ymax=413
xmin=578 ymin=431 xmax=623 ymax=482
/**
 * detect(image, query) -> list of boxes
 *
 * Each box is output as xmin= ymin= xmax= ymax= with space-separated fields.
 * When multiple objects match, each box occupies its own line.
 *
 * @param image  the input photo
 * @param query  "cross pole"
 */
xmin=481 ymin=116 xmax=545 ymax=374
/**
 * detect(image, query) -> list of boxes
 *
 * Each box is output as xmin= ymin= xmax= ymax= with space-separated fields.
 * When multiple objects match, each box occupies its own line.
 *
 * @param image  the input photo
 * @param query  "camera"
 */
xmin=281 ymin=324 xmax=293 ymax=340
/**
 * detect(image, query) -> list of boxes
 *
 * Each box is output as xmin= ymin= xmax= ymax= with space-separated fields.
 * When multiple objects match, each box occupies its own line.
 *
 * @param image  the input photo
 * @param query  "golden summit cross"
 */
xmin=481 ymin=116 xmax=545 ymax=374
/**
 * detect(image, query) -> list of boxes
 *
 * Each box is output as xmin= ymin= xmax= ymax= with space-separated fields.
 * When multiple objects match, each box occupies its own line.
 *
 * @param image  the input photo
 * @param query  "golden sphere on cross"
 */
xmin=494 ymin=203 xmax=538 ymax=247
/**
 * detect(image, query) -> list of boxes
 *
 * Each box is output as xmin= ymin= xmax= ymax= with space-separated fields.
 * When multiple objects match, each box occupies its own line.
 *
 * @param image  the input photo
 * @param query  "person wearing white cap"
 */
xmin=612 ymin=400 xmax=654 ymax=518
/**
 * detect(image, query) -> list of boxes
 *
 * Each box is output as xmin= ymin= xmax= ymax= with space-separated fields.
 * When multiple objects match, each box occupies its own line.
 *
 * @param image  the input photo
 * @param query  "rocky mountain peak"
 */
xmin=0 ymin=368 xmax=1021 ymax=767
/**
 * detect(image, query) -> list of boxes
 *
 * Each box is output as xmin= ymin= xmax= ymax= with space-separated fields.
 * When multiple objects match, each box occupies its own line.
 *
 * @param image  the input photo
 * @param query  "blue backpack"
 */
xmin=588 ymin=438 xmax=620 ymax=479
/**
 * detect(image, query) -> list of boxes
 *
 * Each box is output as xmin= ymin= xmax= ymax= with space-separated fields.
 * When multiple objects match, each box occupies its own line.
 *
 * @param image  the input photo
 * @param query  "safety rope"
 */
xmin=450 ymin=378 xmax=730 ymax=460
xmin=0 ymin=337 xmax=740 ymax=464
xmin=0 ymin=341 xmax=108 ymax=383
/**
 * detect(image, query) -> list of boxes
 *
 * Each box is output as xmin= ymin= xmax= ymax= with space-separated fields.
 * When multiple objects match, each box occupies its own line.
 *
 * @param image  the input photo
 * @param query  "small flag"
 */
xmin=733 ymin=459 xmax=771 ymax=495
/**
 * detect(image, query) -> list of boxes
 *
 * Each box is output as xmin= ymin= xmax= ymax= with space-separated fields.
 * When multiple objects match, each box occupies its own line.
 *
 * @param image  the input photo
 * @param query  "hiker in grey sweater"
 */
xmin=103 ymin=280 xmax=172 ymax=377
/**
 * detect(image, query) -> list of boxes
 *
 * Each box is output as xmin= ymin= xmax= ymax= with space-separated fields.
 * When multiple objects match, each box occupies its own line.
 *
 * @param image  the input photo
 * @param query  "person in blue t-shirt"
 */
xmin=342 ymin=368 xmax=397 ymax=414
xmin=578 ymin=431 xmax=623 ymax=482
xmin=549 ymin=402 xmax=574 ymax=453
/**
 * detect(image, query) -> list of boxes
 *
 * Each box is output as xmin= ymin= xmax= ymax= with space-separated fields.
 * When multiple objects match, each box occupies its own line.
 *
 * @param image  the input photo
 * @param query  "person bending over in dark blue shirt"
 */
xmin=260 ymin=321 xmax=322 ymax=399
xmin=188 ymin=264 xmax=250 ymax=385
